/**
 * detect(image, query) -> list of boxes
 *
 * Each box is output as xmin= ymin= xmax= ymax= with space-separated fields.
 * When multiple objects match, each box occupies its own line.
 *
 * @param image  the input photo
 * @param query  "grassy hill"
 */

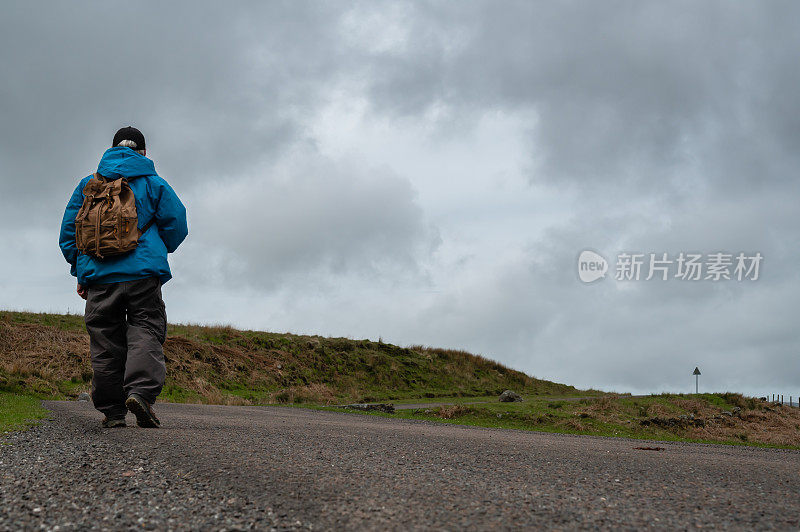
xmin=0 ymin=310 xmax=578 ymax=404
xmin=4 ymin=310 xmax=796 ymax=449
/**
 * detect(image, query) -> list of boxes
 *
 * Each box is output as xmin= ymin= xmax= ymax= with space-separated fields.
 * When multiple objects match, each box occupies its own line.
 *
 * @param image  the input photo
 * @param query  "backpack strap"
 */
xmin=139 ymin=217 xmax=156 ymax=237
xmin=93 ymin=173 xmax=105 ymax=259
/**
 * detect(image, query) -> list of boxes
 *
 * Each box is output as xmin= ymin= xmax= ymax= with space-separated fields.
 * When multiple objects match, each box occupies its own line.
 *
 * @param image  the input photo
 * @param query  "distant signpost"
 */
xmin=693 ymin=367 xmax=701 ymax=394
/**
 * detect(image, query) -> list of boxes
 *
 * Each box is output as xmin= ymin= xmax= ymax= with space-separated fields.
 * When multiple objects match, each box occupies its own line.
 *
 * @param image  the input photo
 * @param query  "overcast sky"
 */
xmin=1 ymin=1 xmax=798 ymax=397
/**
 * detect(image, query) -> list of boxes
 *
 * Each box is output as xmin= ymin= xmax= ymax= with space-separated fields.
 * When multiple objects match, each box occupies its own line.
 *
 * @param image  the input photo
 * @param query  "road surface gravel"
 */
xmin=1 ymin=401 xmax=798 ymax=530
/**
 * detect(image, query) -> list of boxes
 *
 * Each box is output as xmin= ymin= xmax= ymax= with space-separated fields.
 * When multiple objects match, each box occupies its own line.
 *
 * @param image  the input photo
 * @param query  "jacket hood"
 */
xmin=97 ymin=147 xmax=156 ymax=180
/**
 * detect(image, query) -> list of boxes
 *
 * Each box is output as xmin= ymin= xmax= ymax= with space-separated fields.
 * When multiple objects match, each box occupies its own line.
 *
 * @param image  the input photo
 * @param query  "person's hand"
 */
xmin=77 ymin=283 xmax=87 ymax=300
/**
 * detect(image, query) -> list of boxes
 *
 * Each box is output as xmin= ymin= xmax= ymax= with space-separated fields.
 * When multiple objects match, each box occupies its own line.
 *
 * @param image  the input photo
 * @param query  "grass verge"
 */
xmin=327 ymin=393 xmax=800 ymax=449
xmin=0 ymin=392 xmax=49 ymax=433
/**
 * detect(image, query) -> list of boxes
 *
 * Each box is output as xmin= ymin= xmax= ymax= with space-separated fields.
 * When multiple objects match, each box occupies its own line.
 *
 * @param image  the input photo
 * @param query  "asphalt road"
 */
xmin=1 ymin=401 xmax=799 ymax=530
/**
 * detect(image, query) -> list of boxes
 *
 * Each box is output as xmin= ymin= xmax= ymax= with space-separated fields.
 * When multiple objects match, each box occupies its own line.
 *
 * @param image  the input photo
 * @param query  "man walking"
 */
xmin=59 ymin=126 xmax=188 ymax=428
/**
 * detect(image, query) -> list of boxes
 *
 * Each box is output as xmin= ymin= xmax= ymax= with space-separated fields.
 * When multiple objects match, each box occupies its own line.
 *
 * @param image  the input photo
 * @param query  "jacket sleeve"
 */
xmin=59 ymin=182 xmax=85 ymax=277
xmin=151 ymin=177 xmax=188 ymax=253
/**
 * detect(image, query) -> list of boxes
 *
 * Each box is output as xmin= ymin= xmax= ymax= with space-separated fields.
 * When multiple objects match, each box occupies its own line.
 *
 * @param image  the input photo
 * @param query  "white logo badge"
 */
xmin=578 ymin=250 xmax=608 ymax=283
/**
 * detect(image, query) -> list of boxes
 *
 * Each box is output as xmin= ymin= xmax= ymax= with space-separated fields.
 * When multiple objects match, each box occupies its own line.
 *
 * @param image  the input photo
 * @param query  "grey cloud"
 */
xmin=5 ymin=1 xmax=799 ymax=200
xmin=177 ymin=153 xmax=439 ymax=290
xmin=0 ymin=1 xmax=441 ymax=298
xmin=407 ymin=206 xmax=798 ymax=394
xmin=349 ymin=2 xmax=800 ymax=194
xmin=0 ymin=2 xmax=344 ymax=215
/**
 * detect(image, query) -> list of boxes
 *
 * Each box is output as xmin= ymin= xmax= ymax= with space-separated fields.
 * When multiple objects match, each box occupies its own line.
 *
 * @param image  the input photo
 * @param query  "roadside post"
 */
xmin=693 ymin=367 xmax=701 ymax=394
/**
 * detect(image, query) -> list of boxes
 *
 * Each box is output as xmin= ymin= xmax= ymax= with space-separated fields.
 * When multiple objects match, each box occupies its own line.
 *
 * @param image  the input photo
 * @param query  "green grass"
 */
xmin=326 ymin=393 xmax=800 ymax=450
xmin=1 ymin=310 xmax=86 ymax=333
xmin=159 ymin=384 xmax=202 ymax=403
xmin=0 ymin=392 xmax=49 ymax=433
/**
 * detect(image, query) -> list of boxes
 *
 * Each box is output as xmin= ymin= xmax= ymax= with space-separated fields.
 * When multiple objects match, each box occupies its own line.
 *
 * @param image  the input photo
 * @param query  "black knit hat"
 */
xmin=112 ymin=126 xmax=146 ymax=151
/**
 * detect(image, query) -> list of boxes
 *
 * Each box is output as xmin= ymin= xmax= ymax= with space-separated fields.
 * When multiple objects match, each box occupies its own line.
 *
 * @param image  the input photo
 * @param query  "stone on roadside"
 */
xmin=341 ymin=403 xmax=395 ymax=414
xmin=77 ymin=392 xmax=91 ymax=402
xmin=499 ymin=390 xmax=523 ymax=402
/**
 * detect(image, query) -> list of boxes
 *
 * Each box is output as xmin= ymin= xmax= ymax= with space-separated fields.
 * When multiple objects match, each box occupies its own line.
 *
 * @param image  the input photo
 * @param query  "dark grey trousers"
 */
xmin=84 ymin=277 xmax=167 ymax=418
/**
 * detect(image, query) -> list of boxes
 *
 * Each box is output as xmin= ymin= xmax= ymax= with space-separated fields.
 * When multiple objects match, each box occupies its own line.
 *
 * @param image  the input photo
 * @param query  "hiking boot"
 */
xmin=101 ymin=416 xmax=127 ymax=428
xmin=125 ymin=393 xmax=161 ymax=428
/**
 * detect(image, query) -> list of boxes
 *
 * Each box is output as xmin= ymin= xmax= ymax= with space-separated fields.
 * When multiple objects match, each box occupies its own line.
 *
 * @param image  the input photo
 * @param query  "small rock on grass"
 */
xmin=499 ymin=390 xmax=523 ymax=403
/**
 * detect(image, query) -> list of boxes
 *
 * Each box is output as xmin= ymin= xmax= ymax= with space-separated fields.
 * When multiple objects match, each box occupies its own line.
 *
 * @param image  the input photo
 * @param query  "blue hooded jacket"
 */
xmin=59 ymin=147 xmax=188 ymax=286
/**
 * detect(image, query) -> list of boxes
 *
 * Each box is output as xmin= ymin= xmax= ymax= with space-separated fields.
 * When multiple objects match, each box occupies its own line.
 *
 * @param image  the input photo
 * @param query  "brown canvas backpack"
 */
xmin=75 ymin=173 xmax=153 ymax=259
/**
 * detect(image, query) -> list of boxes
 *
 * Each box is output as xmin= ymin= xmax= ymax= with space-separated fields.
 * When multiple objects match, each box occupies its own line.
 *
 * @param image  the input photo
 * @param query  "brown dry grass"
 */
xmin=644 ymin=403 xmax=674 ymax=418
xmin=184 ymin=379 xmax=252 ymax=406
xmin=0 ymin=321 xmax=91 ymax=395
xmin=718 ymin=392 xmax=762 ymax=410
xmin=559 ymin=418 xmax=588 ymax=431
xmin=585 ymin=395 xmax=618 ymax=413
xmin=270 ymin=384 xmax=338 ymax=405
xmin=669 ymin=397 xmax=717 ymax=416
xmin=0 ymin=315 xmax=283 ymax=399
xmin=688 ymin=405 xmax=800 ymax=447
xmin=635 ymin=394 xmax=800 ymax=446
xmin=574 ymin=395 xmax=625 ymax=422
xmin=435 ymin=405 xmax=475 ymax=419
xmin=161 ymin=336 xmax=278 ymax=392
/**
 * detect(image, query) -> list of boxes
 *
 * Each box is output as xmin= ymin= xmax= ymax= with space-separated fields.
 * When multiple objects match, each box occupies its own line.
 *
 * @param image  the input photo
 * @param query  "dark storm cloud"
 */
xmin=0 ymin=2 xmax=340 ymax=208
xmin=8 ymin=2 xmax=797 ymax=209
xmin=351 ymin=2 xmax=800 ymax=193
